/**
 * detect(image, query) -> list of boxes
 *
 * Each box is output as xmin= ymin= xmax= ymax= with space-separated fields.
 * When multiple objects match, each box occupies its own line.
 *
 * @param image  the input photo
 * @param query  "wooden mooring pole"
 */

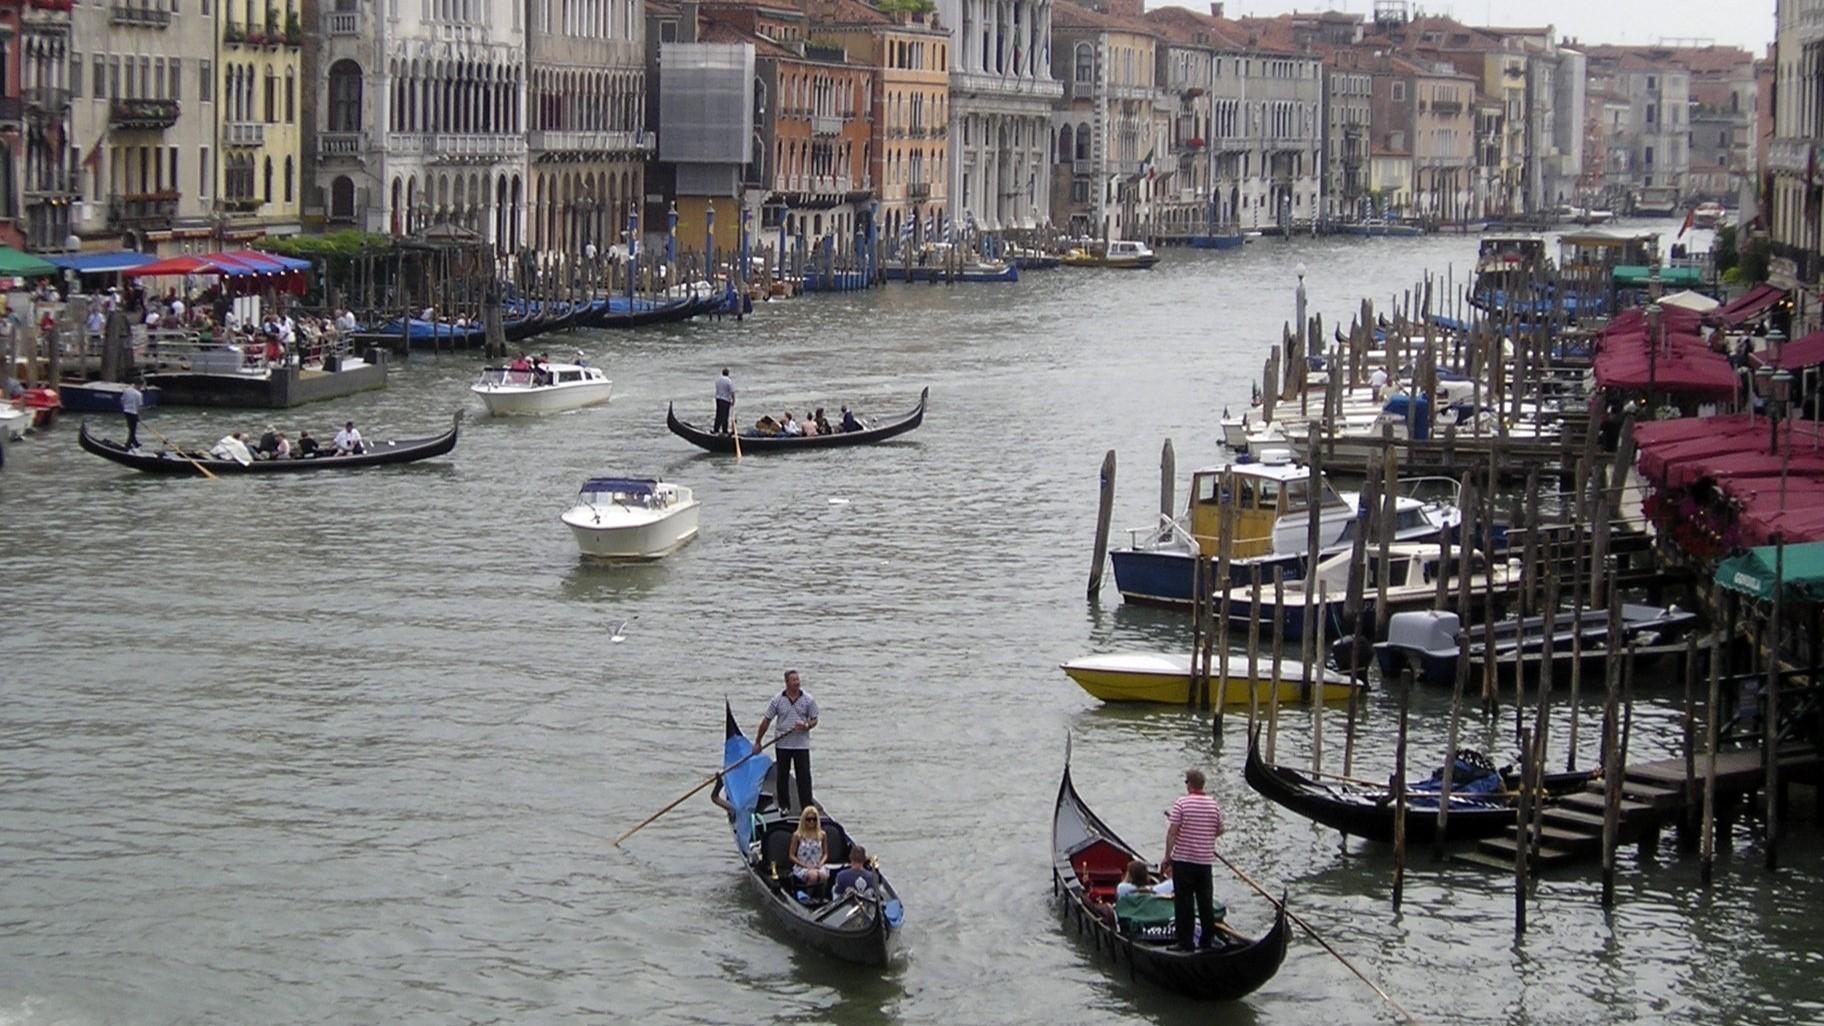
xmin=1087 ymin=450 xmax=1115 ymax=599
xmin=1392 ymin=668 xmax=1412 ymax=910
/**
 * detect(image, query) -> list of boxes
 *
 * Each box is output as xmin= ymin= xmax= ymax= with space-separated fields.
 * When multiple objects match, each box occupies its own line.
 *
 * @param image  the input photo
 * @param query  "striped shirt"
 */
xmin=1167 ymin=792 xmax=1224 ymax=864
xmin=764 ymin=690 xmax=818 ymax=750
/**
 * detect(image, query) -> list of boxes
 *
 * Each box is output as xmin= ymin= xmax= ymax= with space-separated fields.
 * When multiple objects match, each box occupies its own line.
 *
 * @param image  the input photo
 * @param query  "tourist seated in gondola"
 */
xmin=833 ymin=844 xmax=877 ymax=898
xmin=272 ymin=432 xmax=291 ymax=459
xmin=801 ymin=411 xmax=820 ymax=436
xmin=255 ymin=426 xmax=281 ymax=459
xmin=1115 ymin=859 xmax=1175 ymax=898
xmin=840 ymin=406 xmax=863 ymax=433
xmin=209 ymin=432 xmax=253 ymax=465
xmin=789 ymin=807 xmax=831 ymax=889
xmin=297 ymin=429 xmax=321 ymax=457
xmin=781 ymin=412 xmax=803 ymax=436
xmin=813 ymin=408 xmax=832 ymax=435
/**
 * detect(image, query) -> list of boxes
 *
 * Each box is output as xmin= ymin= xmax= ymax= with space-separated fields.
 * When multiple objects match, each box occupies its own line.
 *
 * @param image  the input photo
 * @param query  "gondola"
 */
xmin=1243 ymin=730 xmax=1595 ymax=844
xmin=1052 ymin=750 xmax=1289 ymax=1001
xmin=718 ymin=703 xmax=903 ymax=966
xmin=78 ymin=412 xmax=461 ymax=475
xmin=667 ymin=387 xmax=928 ymax=454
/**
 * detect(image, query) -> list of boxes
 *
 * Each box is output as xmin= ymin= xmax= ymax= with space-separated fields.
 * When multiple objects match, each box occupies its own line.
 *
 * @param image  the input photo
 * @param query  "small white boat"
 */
xmin=561 ymin=477 xmax=699 ymax=560
xmin=0 ymin=403 xmax=32 ymax=440
xmin=471 ymin=361 xmax=612 ymax=416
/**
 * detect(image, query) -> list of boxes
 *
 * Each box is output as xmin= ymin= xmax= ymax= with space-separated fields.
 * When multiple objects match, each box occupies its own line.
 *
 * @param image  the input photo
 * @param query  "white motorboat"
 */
xmin=471 ymin=361 xmax=612 ymax=416
xmin=1 ymin=403 xmax=33 ymax=440
xmin=561 ymin=477 xmax=699 ymax=560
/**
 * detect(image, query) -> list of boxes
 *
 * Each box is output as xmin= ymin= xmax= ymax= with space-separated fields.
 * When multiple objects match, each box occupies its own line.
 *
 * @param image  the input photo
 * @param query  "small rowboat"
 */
xmin=1243 ymin=729 xmax=1596 ymax=844
xmin=667 ymin=388 xmax=928 ymax=454
xmin=1053 ymin=748 xmax=1289 ymax=1000
xmin=719 ymin=703 xmax=903 ymax=965
xmin=1060 ymin=651 xmax=1362 ymax=706
xmin=78 ymin=412 xmax=461 ymax=475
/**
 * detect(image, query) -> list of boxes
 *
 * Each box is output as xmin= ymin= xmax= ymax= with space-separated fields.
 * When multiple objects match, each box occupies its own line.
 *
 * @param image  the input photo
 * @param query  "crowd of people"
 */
xmin=81 ymin=283 xmax=363 ymax=370
xmin=749 ymin=405 xmax=866 ymax=437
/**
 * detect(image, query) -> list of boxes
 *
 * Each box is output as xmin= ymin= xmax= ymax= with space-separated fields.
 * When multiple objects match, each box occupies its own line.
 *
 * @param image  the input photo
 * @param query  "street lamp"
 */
xmin=1767 ymin=328 xmax=1788 ymax=369
xmin=1774 ymin=368 xmax=1797 ymax=507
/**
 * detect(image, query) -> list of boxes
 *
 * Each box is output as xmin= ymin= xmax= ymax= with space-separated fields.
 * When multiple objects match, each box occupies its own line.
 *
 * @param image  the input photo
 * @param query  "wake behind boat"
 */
xmin=717 ymin=704 xmax=903 ymax=965
xmin=667 ymin=388 xmax=928 ymax=454
xmin=78 ymin=413 xmax=461 ymax=475
xmin=1053 ymin=750 xmax=1288 ymax=1000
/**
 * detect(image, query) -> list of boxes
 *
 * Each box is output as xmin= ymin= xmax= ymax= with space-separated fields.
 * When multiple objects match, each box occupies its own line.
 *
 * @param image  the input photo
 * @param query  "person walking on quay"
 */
xmin=713 ymin=368 xmax=736 ymax=434
xmin=1163 ymin=766 xmax=1224 ymax=951
xmin=754 ymin=670 xmax=819 ymax=813
xmin=120 ymin=381 xmax=143 ymax=450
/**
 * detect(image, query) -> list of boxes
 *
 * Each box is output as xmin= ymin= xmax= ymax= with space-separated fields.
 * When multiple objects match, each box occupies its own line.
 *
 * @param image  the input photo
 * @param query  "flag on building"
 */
xmin=1676 ymin=208 xmax=1694 ymax=238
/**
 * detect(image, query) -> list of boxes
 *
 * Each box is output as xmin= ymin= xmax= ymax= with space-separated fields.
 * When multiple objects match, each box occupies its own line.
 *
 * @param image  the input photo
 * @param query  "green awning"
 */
xmin=1613 ymin=264 xmax=1704 ymax=287
xmin=1715 ymin=542 xmax=1824 ymax=602
xmin=0 ymin=246 xmax=58 ymax=278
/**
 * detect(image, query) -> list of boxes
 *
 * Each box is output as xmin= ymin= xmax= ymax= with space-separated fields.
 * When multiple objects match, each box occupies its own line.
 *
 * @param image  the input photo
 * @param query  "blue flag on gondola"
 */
xmin=722 ymin=734 xmax=772 ymax=848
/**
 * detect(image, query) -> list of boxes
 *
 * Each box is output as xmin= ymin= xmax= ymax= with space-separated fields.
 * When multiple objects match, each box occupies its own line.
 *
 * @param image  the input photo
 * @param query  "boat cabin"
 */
xmin=577 ymin=476 xmax=681 ymax=509
xmin=1306 ymin=543 xmax=1490 ymax=595
xmin=1187 ymin=452 xmax=1349 ymax=559
xmin=477 ymin=363 xmax=607 ymax=389
xmin=1107 ymin=240 xmax=1154 ymax=259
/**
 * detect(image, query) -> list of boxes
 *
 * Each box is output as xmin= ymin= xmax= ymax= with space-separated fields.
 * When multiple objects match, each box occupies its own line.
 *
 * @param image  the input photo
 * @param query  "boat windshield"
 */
xmin=477 ymin=368 xmax=537 ymax=387
xmin=579 ymin=477 xmax=662 ymax=507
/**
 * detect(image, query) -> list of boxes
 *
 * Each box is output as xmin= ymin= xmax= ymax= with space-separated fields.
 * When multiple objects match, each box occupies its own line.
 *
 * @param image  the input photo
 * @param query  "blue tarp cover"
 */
xmin=583 ymin=477 xmax=658 ymax=495
xmin=722 ymin=733 xmax=773 ymax=848
xmin=47 ymin=251 xmax=156 ymax=274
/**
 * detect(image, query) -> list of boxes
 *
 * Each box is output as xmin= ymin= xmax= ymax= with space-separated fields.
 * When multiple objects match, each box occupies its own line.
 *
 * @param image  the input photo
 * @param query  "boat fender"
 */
xmin=883 ymin=899 xmax=903 ymax=928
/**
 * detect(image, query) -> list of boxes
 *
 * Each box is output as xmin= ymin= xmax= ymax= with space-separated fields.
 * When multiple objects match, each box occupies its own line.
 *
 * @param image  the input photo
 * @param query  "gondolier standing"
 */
xmin=1164 ymin=767 xmax=1224 ymax=951
xmin=120 ymin=381 xmax=143 ymax=450
xmin=754 ymin=670 xmax=818 ymax=813
xmin=713 ymin=368 xmax=735 ymax=434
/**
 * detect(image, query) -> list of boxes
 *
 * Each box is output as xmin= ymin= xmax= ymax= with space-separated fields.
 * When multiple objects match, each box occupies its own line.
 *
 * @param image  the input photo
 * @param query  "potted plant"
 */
xmin=286 ymin=11 xmax=302 ymax=44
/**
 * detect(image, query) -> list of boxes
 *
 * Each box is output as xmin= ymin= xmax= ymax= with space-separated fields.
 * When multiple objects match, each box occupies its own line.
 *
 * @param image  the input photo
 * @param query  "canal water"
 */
xmin=6 ymin=222 xmax=1820 ymax=1026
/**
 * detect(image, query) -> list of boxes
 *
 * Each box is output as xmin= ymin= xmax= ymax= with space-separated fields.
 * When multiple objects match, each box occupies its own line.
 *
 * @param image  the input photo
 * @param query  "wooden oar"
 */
xmin=611 ymin=731 xmax=783 ymax=847
xmin=1213 ymin=850 xmax=1419 ymax=1024
xmin=142 ymin=422 xmax=218 ymax=480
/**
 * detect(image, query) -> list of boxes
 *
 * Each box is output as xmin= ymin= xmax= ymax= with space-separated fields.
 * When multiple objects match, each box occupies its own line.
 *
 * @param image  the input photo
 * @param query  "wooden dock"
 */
xmin=1455 ymin=745 xmax=1823 ymax=871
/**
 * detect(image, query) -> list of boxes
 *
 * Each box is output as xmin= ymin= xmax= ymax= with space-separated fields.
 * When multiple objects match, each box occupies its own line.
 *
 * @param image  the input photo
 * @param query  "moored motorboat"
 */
xmin=1053 ymin=749 xmax=1289 ymax=1000
xmin=471 ymin=361 xmax=613 ymax=416
xmin=0 ymin=402 xmax=32 ymax=440
xmin=78 ymin=412 xmax=461 ymax=475
xmin=667 ymin=388 xmax=928 ymax=454
xmin=718 ymin=703 xmax=903 ymax=965
xmin=1368 ymin=605 xmax=1699 ymax=684
xmin=1244 ymin=730 xmax=1595 ymax=844
xmin=560 ymin=477 xmax=699 ymax=559
xmin=56 ymin=381 xmax=161 ymax=414
xmin=1221 ymin=541 xmax=1517 ymax=641
xmin=1062 ymin=240 xmax=1159 ymax=269
xmin=1060 ymin=651 xmax=1361 ymax=706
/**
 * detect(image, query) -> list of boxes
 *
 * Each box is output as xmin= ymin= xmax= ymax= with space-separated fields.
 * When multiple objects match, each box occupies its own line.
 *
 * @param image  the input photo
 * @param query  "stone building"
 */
xmin=1048 ymin=0 xmax=1163 ymax=240
xmin=934 ymin=0 xmax=1061 ymax=234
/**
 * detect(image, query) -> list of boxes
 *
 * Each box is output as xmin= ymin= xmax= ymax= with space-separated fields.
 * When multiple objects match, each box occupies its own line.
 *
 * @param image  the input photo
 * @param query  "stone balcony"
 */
xmin=527 ymin=129 xmax=653 ymax=155
xmin=110 ymin=4 xmax=171 ymax=27
xmin=110 ymin=99 xmax=180 ymax=130
xmin=318 ymin=131 xmax=363 ymax=160
xmin=950 ymin=71 xmax=1062 ymax=102
xmin=328 ymin=10 xmax=361 ymax=35
xmin=225 ymin=121 xmax=265 ymax=147
xmin=812 ymin=114 xmax=842 ymax=137
xmin=108 ymin=192 xmax=181 ymax=228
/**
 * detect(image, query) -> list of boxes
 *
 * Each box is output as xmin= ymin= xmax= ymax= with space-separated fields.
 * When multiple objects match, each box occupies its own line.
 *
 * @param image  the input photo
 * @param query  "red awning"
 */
xmin=122 ymin=255 xmax=217 ymax=278
xmin=1766 ymin=329 xmax=1824 ymax=370
xmin=1707 ymin=284 xmax=1787 ymax=328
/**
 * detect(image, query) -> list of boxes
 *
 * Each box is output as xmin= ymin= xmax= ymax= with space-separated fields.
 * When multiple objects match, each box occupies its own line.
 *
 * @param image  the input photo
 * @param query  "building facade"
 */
xmin=1769 ymin=0 xmax=1824 ymax=332
xmin=217 ymin=1 xmax=304 ymax=241
xmin=1049 ymin=1 xmax=1162 ymax=240
xmin=936 ymin=0 xmax=1061 ymax=234
xmin=69 ymin=0 xmax=214 ymax=255
xmin=526 ymin=0 xmax=650 ymax=256
xmin=312 ymin=0 xmax=528 ymax=250
xmin=1584 ymin=45 xmax=1691 ymax=210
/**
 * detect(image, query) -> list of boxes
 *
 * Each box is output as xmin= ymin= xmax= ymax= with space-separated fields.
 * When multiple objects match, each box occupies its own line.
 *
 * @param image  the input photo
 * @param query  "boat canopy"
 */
xmin=582 ymin=477 xmax=659 ymax=496
xmin=1715 ymin=542 xmax=1824 ymax=603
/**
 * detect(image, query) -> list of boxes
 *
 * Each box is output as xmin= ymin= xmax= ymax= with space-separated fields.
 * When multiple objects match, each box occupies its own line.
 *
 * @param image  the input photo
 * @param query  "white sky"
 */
xmin=1162 ymin=1 xmax=1777 ymax=55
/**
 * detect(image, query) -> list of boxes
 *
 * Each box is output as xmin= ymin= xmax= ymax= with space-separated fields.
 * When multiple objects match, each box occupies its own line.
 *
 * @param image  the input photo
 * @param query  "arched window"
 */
xmin=283 ymin=156 xmax=294 ymax=202
xmin=1075 ymin=122 xmax=1090 ymax=161
xmin=285 ymin=69 xmax=296 ymax=123
xmin=1074 ymin=43 xmax=1093 ymax=84
xmin=264 ymin=67 xmax=277 ymax=122
xmin=262 ymin=156 xmax=272 ymax=203
xmin=329 ymin=60 xmax=363 ymax=133
xmin=1057 ymin=123 xmax=1072 ymax=163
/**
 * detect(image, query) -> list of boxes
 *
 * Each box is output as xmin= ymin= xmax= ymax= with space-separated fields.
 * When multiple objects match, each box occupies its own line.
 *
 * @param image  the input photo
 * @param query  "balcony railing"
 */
xmin=812 ymin=114 xmax=842 ymax=137
xmin=907 ymin=181 xmax=931 ymax=199
xmin=1769 ymin=137 xmax=1818 ymax=175
xmin=1432 ymin=100 xmax=1463 ymax=115
xmin=527 ymin=129 xmax=651 ymax=154
xmin=110 ymin=4 xmax=171 ymax=27
xmin=24 ymin=173 xmax=80 ymax=197
xmin=907 ymin=125 xmax=928 ymax=139
xmin=111 ymin=99 xmax=180 ymax=130
xmin=328 ymin=10 xmax=361 ymax=35
xmin=426 ymin=133 xmax=528 ymax=162
xmin=108 ymin=192 xmax=181 ymax=228
xmin=226 ymin=121 xmax=265 ymax=147
xmin=23 ymin=86 xmax=70 ymax=111
xmin=319 ymin=131 xmax=363 ymax=159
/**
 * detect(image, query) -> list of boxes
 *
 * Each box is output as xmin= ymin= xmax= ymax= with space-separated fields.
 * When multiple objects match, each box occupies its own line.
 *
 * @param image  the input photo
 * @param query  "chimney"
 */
xmin=1210 ymin=2 xmax=1224 ymax=17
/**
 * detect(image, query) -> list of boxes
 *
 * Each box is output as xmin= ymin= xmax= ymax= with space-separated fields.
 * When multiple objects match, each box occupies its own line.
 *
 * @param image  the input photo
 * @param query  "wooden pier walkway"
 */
xmin=1456 ymin=745 xmax=1823 ymax=871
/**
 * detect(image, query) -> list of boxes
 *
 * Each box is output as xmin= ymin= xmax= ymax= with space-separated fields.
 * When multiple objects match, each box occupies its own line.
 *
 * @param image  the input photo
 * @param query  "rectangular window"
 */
xmin=169 ymin=148 xmax=178 ymax=193
xmin=200 ymin=61 xmax=212 ymax=102
xmin=1392 ymin=82 xmax=1405 ymax=102
xmin=109 ymin=58 xmax=121 ymax=101
xmin=200 ymin=146 xmax=210 ymax=197
xmin=203 ymin=0 xmax=212 ymax=11
xmin=155 ymin=59 xmax=166 ymax=100
xmin=170 ymin=59 xmax=181 ymax=101
xmin=94 ymin=56 xmax=106 ymax=98
xmin=71 ymin=53 xmax=83 ymax=98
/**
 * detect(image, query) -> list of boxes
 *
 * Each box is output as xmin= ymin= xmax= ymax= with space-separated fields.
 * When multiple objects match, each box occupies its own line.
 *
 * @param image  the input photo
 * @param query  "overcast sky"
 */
xmin=1175 ymin=1 xmax=1777 ymax=54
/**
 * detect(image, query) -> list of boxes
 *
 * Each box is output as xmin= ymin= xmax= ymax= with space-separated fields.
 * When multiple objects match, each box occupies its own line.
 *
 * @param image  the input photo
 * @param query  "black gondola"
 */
xmin=667 ymin=387 xmax=928 ymax=454
xmin=719 ymin=703 xmax=902 ymax=966
xmin=1243 ymin=730 xmax=1595 ymax=844
xmin=1052 ymin=751 xmax=1289 ymax=1001
xmin=78 ymin=412 xmax=461 ymax=475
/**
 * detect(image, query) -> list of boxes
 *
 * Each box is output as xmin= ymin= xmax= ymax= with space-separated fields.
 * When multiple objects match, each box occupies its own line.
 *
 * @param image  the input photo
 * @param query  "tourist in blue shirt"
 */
xmin=833 ymin=844 xmax=877 ymax=898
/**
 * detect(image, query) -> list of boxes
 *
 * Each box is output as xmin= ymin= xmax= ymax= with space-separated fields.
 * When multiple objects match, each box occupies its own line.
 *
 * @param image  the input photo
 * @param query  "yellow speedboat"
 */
xmin=1061 ymin=652 xmax=1361 ymax=706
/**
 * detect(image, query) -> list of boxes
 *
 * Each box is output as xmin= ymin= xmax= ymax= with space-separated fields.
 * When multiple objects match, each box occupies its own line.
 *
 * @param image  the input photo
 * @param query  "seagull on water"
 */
xmin=610 ymin=618 xmax=632 ymax=643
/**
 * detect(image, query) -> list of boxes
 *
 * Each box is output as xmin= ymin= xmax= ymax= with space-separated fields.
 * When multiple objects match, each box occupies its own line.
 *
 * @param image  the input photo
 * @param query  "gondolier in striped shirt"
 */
xmin=1164 ymin=767 xmax=1225 ymax=951
xmin=753 ymin=670 xmax=818 ymax=814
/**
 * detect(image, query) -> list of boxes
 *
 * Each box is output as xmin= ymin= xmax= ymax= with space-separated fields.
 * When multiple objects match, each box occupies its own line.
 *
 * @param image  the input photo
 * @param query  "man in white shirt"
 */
xmin=333 ymin=420 xmax=364 ymax=455
xmin=1369 ymin=366 xmax=1390 ymax=401
xmin=170 ymin=297 xmax=186 ymax=323
xmin=781 ymin=412 xmax=803 ymax=436
xmin=120 ymin=382 xmax=143 ymax=449
xmin=713 ymin=368 xmax=735 ymax=433
xmin=335 ymin=309 xmax=357 ymax=333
